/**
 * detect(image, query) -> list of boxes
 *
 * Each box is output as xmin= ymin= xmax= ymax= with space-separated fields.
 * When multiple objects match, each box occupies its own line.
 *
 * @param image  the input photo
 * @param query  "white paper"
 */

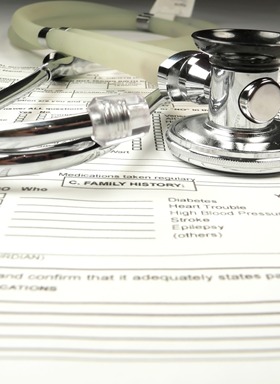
xmin=0 ymin=15 xmax=280 ymax=384
xmin=150 ymin=0 xmax=196 ymax=20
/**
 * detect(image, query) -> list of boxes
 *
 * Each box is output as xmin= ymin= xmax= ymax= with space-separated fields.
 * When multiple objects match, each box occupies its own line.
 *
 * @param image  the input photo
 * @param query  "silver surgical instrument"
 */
xmin=165 ymin=29 xmax=280 ymax=174
xmin=0 ymin=1 xmax=211 ymax=176
xmin=2 ymin=1 xmax=280 ymax=176
xmin=0 ymin=51 xmax=152 ymax=177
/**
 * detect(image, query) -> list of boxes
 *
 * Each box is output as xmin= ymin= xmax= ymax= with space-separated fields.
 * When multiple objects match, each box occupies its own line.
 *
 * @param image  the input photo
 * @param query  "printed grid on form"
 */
xmin=0 ymin=58 xmax=280 ymax=382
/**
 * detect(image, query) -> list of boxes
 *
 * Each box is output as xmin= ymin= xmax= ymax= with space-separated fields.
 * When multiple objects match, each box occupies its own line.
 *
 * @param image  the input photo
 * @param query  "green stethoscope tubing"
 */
xmin=9 ymin=1 xmax=214 ymax=84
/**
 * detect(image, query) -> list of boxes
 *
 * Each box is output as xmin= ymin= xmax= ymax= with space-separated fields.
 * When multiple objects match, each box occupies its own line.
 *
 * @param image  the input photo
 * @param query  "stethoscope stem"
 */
xmin=145 ymin=88 xmax=167 ymax=113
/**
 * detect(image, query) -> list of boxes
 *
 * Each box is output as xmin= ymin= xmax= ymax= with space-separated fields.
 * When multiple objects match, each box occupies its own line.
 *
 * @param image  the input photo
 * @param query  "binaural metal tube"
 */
xmin=0 ymin=113 xmax=93 ymax=150
xmin=0 ymin=52 xmax=151 ymax=151
xmin=0 ymin=52 xmax=98 ymax=109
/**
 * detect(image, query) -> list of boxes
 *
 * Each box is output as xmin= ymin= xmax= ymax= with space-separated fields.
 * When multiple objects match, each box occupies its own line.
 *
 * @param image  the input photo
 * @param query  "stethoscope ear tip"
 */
xmin=88 ymin=94 xmax=151 ymax=147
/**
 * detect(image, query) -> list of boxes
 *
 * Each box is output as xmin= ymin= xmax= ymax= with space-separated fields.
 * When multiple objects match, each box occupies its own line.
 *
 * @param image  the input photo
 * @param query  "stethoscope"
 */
xmin=2 ymin=1 xmax=280 ymax=176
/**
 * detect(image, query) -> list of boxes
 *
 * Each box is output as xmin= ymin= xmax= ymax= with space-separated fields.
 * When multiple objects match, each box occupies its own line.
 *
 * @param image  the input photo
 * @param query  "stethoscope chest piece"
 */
xmin=165 ymin=29 xmax=280 ymax=174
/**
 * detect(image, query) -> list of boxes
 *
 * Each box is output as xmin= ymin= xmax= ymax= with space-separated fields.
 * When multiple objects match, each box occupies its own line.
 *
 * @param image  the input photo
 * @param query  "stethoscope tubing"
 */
xmin=9 ymin=1 xmax=213 ymax=84
xmin=1 ymin=1 xmax=213 ymax=176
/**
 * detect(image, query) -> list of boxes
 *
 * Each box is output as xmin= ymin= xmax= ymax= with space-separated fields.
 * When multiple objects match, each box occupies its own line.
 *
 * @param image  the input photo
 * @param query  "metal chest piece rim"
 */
xmin=164 ymin=28 xmax=280 ymax=174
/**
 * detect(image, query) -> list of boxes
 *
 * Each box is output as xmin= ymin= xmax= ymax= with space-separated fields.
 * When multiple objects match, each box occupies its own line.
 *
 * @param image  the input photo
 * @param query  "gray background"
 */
xmin=1 ymin=0 xmax=280 ymax=66
xmin=3 ymin=0 xmax=280 ymax=31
